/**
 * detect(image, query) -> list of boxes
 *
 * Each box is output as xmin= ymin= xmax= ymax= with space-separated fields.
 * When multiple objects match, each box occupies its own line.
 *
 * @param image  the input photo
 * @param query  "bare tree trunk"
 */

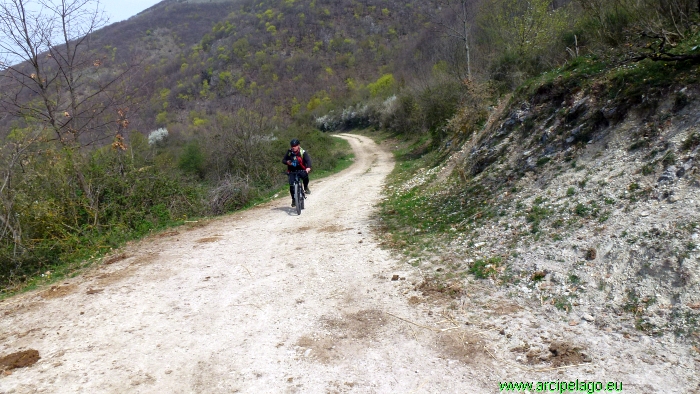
xmin=461 ymin=0 xmax=471 ymax=80
xmin=0 ymin=137 xmax=36 ymax=256
xmin=432 ymin=0 xmax=478 ymax=81
xmin=0 ymin=178 xmax=22 ymax=256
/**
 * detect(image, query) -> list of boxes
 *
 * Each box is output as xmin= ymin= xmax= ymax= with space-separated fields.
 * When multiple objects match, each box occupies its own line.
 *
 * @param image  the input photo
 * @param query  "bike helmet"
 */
xmin=290 ymin=139 xmax=300 ymax=147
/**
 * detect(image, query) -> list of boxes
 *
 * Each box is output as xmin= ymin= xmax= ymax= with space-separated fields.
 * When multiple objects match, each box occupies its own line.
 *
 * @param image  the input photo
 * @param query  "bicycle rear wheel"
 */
xmin=300 ymin=188 xmax=305 ymax=210
xmin=294 ymin=182 xmax=302 ymax=215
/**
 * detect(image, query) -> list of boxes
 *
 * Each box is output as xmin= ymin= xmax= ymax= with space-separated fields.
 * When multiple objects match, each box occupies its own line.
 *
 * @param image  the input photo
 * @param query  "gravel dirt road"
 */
xmin=0 ymin=134 xmax=493 ymax=393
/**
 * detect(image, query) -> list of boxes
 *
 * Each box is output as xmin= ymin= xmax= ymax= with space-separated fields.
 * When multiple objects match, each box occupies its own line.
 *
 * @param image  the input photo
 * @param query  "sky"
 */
xmin=101 ymin=0 xmax=163 ymax=23
xmin=0 ymin=0 xmax=162 ymax=67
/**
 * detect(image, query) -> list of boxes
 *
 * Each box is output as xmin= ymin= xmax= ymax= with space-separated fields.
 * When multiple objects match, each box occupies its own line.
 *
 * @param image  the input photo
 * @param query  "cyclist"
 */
xmin=282 ymin=139 xmax=312 ymax=207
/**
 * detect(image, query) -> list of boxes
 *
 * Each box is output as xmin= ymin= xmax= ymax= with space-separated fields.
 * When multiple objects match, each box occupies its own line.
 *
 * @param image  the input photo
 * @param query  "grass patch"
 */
xmin=623 ymin=289 xmax=656 ymax=315
xmin=536 ymin=157 xmax=551 ymax=166
xmin=553 ymin=295 xmax=575 ymax=312
xmin=574 ymin=203 xmax=589 ymax=217
xmin=527 ymin=202 xmax=551 ymax=234
xmin=681 ymin=132 xmax=700 ymax=151
xmin=469 ymin=257 xmax=503 ymax=279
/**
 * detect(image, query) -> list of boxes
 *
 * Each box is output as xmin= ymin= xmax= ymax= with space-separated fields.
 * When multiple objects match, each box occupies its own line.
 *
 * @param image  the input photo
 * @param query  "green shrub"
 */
xmin=382 ymin=94 xmax=420 ymax=135
xmin=0 ymin=141 xmax=208 ymax=292
xmin=418 ymin=80 xmax=462 ymax=141
xmin=178 ymin=142 xmax=206 ymax=179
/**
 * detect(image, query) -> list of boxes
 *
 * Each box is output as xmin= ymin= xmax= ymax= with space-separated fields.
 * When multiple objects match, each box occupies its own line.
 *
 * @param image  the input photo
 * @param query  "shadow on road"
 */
xmin=270 ymin=206 xmax=304 ymax=216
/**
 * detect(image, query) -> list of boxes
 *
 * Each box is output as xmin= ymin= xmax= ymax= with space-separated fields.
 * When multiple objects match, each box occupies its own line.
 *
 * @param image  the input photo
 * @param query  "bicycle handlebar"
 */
xmin=282 ymin=170 xmax=308 ymax=179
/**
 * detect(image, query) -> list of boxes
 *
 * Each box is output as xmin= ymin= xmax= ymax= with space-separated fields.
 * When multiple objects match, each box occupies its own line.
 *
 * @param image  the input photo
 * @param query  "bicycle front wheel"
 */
xmin=294 ymin=182 xmax=302 ymax=215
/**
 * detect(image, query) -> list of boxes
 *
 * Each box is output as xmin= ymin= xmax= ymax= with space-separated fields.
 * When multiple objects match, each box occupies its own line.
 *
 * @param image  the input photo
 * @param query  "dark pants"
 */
xmin=288 ymin=171 xmax=309 ymax=199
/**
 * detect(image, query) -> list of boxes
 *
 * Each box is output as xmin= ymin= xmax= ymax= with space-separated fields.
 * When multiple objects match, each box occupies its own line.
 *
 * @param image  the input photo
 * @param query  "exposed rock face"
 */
xmin=414 ymin=85 xmax=700 ymax=339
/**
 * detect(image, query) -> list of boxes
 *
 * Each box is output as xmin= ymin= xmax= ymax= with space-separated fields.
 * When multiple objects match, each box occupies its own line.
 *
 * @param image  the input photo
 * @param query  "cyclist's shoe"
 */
xmin=291 ymin=200 xmax=296 ymax=207
xmin=304 ymin=187 xmax=311 ymax=194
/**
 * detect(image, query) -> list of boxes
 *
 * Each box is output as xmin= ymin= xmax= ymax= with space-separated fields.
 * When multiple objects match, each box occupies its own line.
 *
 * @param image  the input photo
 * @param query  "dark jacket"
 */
xmin=282 ymin=148 xmax=311 ymax=172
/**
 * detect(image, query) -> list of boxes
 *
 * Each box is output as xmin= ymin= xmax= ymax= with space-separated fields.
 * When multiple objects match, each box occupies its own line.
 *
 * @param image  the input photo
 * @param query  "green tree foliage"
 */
xmin=232 ymin=38 xmax=251 ymax=58
xmin=156 ymin=111 xmax=169 ymax=125
xmin=367 ymin=74 xmax=396 ymax=98
xmin=200 ymin=33 xmax=215 ymax=51
xmin=477 ymin=0 xmax=572 ymax=88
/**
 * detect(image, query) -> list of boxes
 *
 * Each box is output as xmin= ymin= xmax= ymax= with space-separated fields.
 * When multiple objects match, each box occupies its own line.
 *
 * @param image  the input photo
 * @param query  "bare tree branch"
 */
xmin=0 ymin=0 xmax=139 ymax=242
xmin=431 ymin=0 xmax=480 ymax=81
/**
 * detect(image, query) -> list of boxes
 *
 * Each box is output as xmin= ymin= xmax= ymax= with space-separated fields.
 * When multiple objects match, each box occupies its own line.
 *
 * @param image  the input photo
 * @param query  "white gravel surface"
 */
xmin=0 ymin=134 xmax=492 ymax=393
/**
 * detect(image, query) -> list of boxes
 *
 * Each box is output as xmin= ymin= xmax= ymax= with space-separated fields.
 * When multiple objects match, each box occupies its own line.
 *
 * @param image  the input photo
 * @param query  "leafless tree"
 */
xmin=206 ymin=101 xmax=276 ymax=183
xmin=0 ymin=0 xmax=138 ymax=226
xmin=431 ymin=0 xmax=481 ymax=81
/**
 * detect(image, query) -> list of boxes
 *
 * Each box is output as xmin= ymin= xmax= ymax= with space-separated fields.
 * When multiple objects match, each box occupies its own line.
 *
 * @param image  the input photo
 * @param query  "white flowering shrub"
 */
xmin=382 ymin=95 xmax=398 ymax=112
xmin=148 ymin=128 xmax=169 ymax=145
xmin=315 ymin=101 xmax=387 ymax=132
xmin=315 ymin=112 xmax=342 ymax=132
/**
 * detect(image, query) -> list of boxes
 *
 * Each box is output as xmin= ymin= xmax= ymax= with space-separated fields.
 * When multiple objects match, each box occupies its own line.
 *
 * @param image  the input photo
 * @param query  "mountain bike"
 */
xmin=290 ymin=170 xmax=306 ymax=215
